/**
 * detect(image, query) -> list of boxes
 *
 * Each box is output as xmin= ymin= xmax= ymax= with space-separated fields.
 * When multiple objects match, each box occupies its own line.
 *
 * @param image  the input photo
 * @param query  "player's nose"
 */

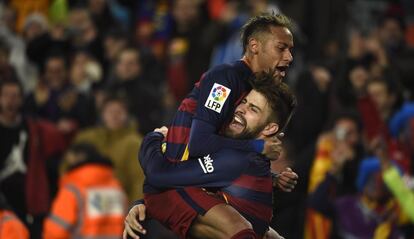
xmin=284 ymin=50 xmax=293 ymax=63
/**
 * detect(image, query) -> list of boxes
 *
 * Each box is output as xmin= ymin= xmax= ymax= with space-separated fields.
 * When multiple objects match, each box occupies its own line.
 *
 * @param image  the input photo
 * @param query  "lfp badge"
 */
xmin=205 ymin=83 xmax=231 ymax=113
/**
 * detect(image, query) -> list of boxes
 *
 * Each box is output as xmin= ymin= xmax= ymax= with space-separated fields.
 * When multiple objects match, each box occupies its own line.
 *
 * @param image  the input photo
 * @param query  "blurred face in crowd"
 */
xmin=69 ymin=9 xmax=90 ymax=31
xmin=367 ymin=81 xmax=395 ymax=116
xmin=225 ymin=90 xmax=275 ymax=140
xmin=115 ymin=49 xmax=141 ymax=81
xmin=249 ymin=26 xmax=294 ymax=80
xmin=104 ymin=35 xmax=127 ymax=62
xmin=102 ymin=100 xmax=128 ymax=130
xmin=89 ymin=0 xmax=107 ymax=15
xmin=44 ymin=56 xmax=67 ymax=89
xmin=334 ymin=118 xmax=359 ymax=146
xmin=363 ymin=171 xmax=390 ymax=203
xmin=379 ymin=18 xmax=404 ymax=48
xmin=172 ymin=0 xmax=200 ymax=29
xmin=0 ymin=83 xmax=23 ymax=116
xmin=68 ymin=8 xmax=96 ymax=43
xmin=0 ymin=7 xmax=16 ymax=31
xmin=349 ymin=66 xmax=369 ymax=92
xmin=24 ymin=21 xmax=46 ymax=41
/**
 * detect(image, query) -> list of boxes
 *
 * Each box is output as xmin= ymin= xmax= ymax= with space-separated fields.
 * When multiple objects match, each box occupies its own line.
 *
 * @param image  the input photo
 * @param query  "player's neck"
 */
xmin=241 ymin=55 xmax=261 ymax=73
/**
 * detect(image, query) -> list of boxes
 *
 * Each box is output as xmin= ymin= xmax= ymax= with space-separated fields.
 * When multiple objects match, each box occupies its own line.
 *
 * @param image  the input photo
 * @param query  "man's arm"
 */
xmin=186 ymin=69 xmax=279 ymax=159
xmin=139 ymin=131 xmax=250 ymax=189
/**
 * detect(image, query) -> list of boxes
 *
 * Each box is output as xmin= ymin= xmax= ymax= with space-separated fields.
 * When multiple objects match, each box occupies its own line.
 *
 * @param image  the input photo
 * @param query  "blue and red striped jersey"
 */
xmin=140 ymin=132 xmax=272 ymax=236
xmin=165 ymin=60 xmax=259 ymax=162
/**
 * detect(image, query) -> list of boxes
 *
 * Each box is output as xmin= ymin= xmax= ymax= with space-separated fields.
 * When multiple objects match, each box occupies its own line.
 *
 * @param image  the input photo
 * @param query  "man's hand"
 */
xmin=123 ymin=204 xmax=147 ymax=239
xmin=264 ymin=227 xmax=285 ymax=239
xmin=274 ymin=168 xmax=298 ymax=192
xmin=262 ymin=133 xmax=284 ymax=160
xmin=154 ymin=126 xmax=168 ymax=138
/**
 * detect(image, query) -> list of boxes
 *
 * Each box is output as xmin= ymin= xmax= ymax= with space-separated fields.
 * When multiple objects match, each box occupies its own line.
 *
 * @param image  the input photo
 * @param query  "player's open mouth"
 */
xmin=276 ymin=66 xmax=288 ymax=77
xmin=229 ymin=114 xmax=246 ymax=132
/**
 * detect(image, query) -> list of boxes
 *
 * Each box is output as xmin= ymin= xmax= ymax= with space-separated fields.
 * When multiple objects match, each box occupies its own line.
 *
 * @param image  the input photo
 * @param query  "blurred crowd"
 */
xmin=0 ymin=0 xmax=414 ymax=238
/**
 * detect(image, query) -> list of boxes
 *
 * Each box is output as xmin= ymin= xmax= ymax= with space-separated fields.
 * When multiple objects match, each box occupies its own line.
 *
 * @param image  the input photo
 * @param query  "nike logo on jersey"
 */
xmin=198 ymin=154 xmax=214 ymax=173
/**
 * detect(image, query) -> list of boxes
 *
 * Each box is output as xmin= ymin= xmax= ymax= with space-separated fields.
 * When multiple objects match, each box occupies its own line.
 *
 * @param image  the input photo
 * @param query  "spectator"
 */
xmin=377 ymin=14 xmax=414 ymax=99
xmin=102 ymin=29 xmax=128 ymax=82
xmin=0 ymin=80 xmax=67 ymax=238
xmin=0 ymin=7 xmax=39 ymax=92
xmin=88 ymin=0 xmax=118 ymax=35
xmin=106 ymin=47 xmax=163 ymax=134
xmin=288 ymin=62 xmax=332 ymax=153
xmin=0 ymin=39 xmax=18 ymax=83
xmin=67 ymin=7 xmax=105 ymax=64
xmin=167 ymin=0 xmax=224 ymax=102
xmin=69 ymin=50 xmax=102 ymax=94
xmin=371 ymin=135 xmax=414 ymax=223
xmin=0 ymin=192 xmax=29 ymax=239
xmin=389 ymin=102 xmax=414 ymax=172
xmin=305 ymin=112 xmax=363 ymax=239
xmin=367 ymin=77 xmax=401 ymax=124
xmin=73 ymin=95 xmax=144 ymax=202
xmin=25 ymin=53 xmax=95 ymax=135
xmin=308 ymin=157 xmax=409 ymax=238
xmin=43 ymin=143 xmax=127 ymax=239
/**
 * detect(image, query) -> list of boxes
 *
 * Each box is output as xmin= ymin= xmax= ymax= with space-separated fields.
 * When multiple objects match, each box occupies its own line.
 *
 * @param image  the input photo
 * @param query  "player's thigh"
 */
xmin=190 ymin=203 xmax=252 ymax=239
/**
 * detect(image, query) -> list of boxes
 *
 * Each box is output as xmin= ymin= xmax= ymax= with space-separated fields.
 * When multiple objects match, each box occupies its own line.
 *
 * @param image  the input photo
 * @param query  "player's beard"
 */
xmin=225 ymin=121 xmax=266 ymax=140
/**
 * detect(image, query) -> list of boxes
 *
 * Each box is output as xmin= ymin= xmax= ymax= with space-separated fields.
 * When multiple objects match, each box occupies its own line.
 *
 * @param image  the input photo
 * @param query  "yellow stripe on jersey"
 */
xmin=181 ymin=144 xmax=190 ymax=161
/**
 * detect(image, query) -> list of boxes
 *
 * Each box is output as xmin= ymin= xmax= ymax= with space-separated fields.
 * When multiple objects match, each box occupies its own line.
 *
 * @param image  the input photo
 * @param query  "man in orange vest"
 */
xmin=43 ymin=143 xmax=127 ymax=239
xmin=0 ymin=193 xmax=29 ymax=239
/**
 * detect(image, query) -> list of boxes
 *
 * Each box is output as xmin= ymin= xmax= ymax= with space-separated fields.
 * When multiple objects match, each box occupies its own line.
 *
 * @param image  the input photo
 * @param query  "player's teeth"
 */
xmin=234 ymin=116 xmax=243 ymax=125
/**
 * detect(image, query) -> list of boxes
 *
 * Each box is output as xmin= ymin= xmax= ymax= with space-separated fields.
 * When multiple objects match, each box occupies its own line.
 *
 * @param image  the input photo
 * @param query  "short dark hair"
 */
xmin=249 ymin=69 xmax=297 ymax=133
xmin=66 ymin=143 xmax=112 ymax=170
xmin=101 ymin=94 xmax=129 ymax=112
xmin=0 ymin=79 xmax=24 ymax=97
xmin=240 ymin=12 xmax=292 ymax=54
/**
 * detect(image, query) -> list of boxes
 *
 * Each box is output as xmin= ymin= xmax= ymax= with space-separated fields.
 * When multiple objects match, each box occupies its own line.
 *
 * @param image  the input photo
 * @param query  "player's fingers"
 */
xmin=128 ymin=217 xmax=145 ymax=234
xmin=278 ymin=183 xmax=292 ymax=192
xmin=282 ymin=171 xmax=299 ymax=180
xmin=138 ymin=204 xmax=146 ymax=222
xmin=278 ymin=177 xmax=294 ymax=187
xmin=124 ymin=222 xmax=140 ymax=239
xmin=278 ymin=182 xmax=294 ymax=192
xmin=278 ymin=175 xmax=297 ymax=188
xmin=126 ymin=210 xmax=145 ymax=233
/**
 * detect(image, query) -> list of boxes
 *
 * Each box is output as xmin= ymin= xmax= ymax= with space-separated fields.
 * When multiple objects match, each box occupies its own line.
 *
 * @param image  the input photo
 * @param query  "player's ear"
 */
xmin=262 ymin=123 xmax=279 ymax=136
xmin=248 ymin=38 xmax=260 ymax=55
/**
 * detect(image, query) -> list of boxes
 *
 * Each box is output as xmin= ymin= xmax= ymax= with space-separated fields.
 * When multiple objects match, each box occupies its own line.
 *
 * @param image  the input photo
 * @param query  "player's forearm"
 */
xmin=146 ymin=154 xmax=245 ymax=189
xmin=138 ymin=132 xmax=165 ymax=172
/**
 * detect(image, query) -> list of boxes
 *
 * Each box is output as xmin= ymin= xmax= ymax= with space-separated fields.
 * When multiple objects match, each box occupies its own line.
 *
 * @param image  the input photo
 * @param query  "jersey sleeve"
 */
xmin=188 ymin=69 xmax=262 ymax=157
xmin=139 ymin=132 xmax=250 ymax=188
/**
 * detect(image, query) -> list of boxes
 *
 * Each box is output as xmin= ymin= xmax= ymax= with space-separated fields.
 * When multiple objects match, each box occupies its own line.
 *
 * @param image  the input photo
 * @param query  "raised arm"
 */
xmin=139 ymin=132 xmax=250 ymax=189
xmin=187 ymin=70 xmax=270 ymax=157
